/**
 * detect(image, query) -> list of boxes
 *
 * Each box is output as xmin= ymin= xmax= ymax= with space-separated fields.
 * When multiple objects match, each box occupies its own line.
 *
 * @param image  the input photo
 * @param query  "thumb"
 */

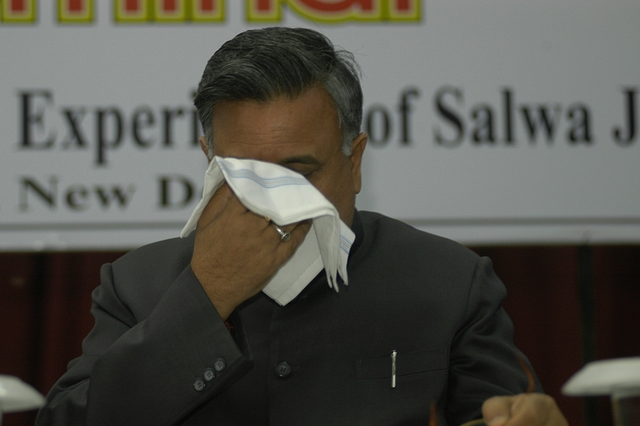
xmin=482 ymin=395 xmax=519 ymax=426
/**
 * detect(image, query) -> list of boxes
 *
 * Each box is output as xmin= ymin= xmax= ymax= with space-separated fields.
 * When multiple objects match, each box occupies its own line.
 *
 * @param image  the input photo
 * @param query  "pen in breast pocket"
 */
xmin=391 ymin=350 xmax=397 ymax=388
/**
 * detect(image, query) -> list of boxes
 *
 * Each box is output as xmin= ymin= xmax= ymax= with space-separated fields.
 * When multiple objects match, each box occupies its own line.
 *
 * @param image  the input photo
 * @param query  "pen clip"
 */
xmin=391 ymin=350 xmax=397 ymax=388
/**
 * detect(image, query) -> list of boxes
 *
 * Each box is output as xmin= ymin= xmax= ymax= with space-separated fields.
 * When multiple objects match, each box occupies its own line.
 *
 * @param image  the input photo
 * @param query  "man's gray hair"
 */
xmin=194 ymin=27 xmax=363 ymax=158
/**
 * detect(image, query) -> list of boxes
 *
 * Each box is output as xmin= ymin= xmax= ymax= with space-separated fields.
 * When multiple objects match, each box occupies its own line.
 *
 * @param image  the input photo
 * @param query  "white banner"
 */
xmin=1 ymin=0 xmax=639 ymax=250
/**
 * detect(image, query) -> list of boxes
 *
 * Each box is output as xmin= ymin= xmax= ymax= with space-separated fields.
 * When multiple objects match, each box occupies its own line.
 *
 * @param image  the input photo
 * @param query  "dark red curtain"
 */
xmin=1 ymin=246 xmax=639 ymax=426
xmin=1 ymin=252 xmax=124 ymax=426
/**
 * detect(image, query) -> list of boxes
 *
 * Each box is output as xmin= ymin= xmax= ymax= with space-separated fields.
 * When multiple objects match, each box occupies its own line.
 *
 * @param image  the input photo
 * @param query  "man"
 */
xmin=37 ymin=27 xmax=567 ymax=425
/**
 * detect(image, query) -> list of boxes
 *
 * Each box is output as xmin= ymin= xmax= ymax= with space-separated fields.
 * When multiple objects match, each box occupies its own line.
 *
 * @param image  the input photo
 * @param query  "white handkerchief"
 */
xmin=180 ymin=156 xmax=355 ymax=305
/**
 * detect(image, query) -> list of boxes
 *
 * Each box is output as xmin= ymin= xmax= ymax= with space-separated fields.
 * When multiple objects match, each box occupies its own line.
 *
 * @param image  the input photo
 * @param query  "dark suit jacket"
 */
xmin=37 ymin=210 xmax=540 ymax=425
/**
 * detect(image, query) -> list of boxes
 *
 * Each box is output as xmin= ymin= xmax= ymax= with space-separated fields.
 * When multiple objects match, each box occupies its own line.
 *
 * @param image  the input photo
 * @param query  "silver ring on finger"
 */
xmin=272 ymin=223 xmax=291 ymax=242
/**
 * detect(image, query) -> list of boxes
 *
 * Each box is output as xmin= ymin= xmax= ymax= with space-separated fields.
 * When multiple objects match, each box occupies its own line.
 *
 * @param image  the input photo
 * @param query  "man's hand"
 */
xmin=482 ymin=393 xmax=568 ymax=426
xmin=190 ymin=184 xmax=311 ymax=320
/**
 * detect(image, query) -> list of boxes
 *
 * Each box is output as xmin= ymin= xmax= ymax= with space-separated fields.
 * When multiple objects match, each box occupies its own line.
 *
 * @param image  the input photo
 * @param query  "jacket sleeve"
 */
xmin=36 ymin=263 xmax=253 ymax=426
xmin=444 ymin=256 xmax=543 ymax=424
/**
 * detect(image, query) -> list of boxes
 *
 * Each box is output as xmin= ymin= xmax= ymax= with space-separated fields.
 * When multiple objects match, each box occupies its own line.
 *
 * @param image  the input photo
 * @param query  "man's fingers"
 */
xmin=262 ymin=219 xmax=311 ymax=243
xmin=198 ymin=183 xmax=235 ymax=225
xmin=289 ymin=220 xmax=312 ymax=244
xmin=272 ymin=220 xmax=311 ymax=251
xmin=482 ymin=394 xmax=568 ymax=426
xmin=482 ymin=395 xmax=517 ymax=426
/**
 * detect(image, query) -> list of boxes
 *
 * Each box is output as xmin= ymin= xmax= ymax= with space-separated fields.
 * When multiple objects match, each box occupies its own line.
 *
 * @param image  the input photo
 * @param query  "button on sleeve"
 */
xmin=203 ymin=368 xmax=215 ymax=381
xmin=213 ymin=358 xmax=226 ymax=372
xmin=193 ymin=378 xmax=206 ymax=392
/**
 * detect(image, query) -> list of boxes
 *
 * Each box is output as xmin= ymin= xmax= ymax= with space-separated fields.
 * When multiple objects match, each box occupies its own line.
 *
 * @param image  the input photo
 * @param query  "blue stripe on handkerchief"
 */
xmin=219 ymin=162 xmax=310 ymax=189
xmin=340 ymin=235 xmax=352 ymax=254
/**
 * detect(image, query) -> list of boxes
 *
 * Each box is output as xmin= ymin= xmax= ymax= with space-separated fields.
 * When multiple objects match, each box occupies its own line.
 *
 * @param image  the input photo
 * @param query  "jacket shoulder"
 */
xmin=357 ymin=210 xmax=479 ymax=265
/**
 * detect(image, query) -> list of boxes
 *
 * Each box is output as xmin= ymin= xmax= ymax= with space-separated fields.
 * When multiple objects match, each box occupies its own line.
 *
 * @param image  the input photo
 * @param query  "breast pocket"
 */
xmin=355 ymin=346 xmax=449 ymax=380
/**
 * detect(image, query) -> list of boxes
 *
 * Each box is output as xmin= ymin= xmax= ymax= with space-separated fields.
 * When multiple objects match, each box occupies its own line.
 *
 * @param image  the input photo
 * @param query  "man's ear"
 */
xmin=349 ymin=132 xmax=367 ymax=195
xmin=199 ymin=136 xmax=212 ymax=162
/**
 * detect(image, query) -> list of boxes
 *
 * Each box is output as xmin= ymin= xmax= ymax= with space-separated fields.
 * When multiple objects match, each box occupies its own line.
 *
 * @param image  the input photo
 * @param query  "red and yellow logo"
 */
xmin=114 ymin=0 xmax=223 ymax=23
xmin=59 ymin=0 xmax=93 ymax=23
xmin=247 ymin=0 xmax=420 ymax=23
xmin=1 ymin=0 xmax=36 ymax=23
xmin=1 ymin=0 xmax=419 ymax=24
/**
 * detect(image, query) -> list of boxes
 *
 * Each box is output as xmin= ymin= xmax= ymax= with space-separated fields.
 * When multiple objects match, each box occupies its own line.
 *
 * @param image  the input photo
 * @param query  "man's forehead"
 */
xmin=213 ymin=87 xmax=337 ymax=117
xmin=212 ymin=90 xmax=341 ymax=148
